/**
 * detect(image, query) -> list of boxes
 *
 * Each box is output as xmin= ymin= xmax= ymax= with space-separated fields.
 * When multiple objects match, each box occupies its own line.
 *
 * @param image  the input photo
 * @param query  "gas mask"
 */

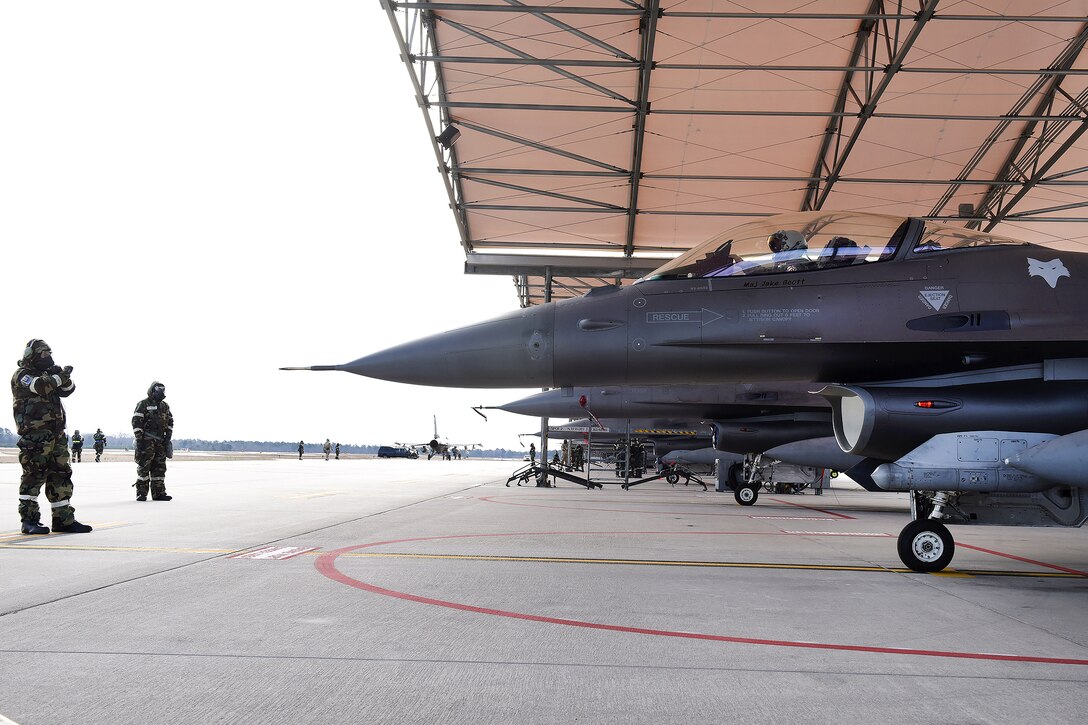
xmin=22 ymin=339 xmax=54 ymax=372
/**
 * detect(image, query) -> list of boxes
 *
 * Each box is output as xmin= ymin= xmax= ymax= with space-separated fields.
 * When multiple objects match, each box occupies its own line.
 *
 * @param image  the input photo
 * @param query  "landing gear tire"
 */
xmin=666 ymin=473 xmax=679 ymax=484
xmin=734 ymin=484 xmax=759 ymax=506
xmin=897 ymin=519 xmax=955 ymax=573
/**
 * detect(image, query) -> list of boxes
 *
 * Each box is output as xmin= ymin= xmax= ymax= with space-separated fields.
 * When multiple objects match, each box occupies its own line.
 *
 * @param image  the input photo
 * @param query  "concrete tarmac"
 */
xmin=1 ymin=458 xmax=1086 ymax=724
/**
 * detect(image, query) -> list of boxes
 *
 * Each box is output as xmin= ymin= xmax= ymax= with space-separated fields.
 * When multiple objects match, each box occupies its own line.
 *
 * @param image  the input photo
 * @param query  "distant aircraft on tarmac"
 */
xmin=285 ymin=211 xmax=1088 ymax=573
xmin=398 ymin=415 xmax=480 ymax=459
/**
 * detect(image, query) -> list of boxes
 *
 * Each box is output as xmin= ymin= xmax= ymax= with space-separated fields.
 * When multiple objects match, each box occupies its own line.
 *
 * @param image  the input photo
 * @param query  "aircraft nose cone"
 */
xmin=498 ymin=389 xmax=582 ymax=417
xmin=341 ymin=305 xmax=555 ymax=388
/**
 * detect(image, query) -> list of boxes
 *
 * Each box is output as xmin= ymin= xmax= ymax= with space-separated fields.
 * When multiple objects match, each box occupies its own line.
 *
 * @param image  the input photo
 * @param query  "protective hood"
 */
xmin=20 ymin=339 xmax=53 ymax=371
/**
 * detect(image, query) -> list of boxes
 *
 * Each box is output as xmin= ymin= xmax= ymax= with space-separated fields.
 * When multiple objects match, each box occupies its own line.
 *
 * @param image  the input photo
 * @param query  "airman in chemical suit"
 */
xmin=11 ymin=339 xmax=92 ymax=534
xmin=93 ymin=428 xmax=106 ymax=461
xmin=132 ymin=381 xmax=173 ymax=501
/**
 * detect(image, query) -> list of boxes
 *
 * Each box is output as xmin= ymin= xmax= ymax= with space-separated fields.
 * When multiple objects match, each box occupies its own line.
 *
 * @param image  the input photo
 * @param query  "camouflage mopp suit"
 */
xmin=132 ymin=381 xmax=173 ymax=501
xmin=10 ymin=339 xmax=92 ymax=534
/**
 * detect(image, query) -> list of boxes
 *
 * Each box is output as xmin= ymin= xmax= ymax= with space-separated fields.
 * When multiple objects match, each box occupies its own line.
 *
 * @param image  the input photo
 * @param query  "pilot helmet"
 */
xmin=768 ymin=230 xmax=807 ymax=253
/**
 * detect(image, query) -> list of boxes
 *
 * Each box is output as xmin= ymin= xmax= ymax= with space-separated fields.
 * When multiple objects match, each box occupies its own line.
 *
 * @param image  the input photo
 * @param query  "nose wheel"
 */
xmin=734 ymin=484 xmax=759 ymax=506
xmin=897 ymin=519 xmax=955 ymax=572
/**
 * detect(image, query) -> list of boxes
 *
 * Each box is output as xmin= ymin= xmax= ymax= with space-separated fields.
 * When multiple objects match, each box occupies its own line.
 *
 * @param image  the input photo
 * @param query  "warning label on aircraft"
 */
xmin=740 ymin=308 xmax=818 ymax=323
xmin=230 ymin=546 xmax=318 ymax=560
xmin=918 ymin=286 xmax=952 ymax=311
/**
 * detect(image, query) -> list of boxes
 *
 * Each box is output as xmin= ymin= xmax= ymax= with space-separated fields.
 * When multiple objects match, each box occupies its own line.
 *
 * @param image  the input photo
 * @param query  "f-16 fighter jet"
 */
xmin=538 ymin=417 xmax=713 ymax=458
xmin=286 ymin=211 xmax=1088 ymax=572
xmin=496 ymin=384 xmax=853 ymax=500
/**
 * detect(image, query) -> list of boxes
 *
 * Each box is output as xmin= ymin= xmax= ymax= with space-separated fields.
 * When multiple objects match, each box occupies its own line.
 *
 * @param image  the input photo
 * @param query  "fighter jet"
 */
xmin=287 ymin=211 xmax=1088 ymax=572
xmin=539 ymin=417 xmax=713 ymax=457
xmin=398 ymin=415 xmax=480 ymax=460
xmin=496 ymin=383 xmax=853 ymax=502
xmin=496 ymin=382 xmax=826 ymax=420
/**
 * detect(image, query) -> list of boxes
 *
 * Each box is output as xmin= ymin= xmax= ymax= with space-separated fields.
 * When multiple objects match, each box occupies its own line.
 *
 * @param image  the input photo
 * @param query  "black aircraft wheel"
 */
xmin=734 ymin=484 xmax=759 ymax=506
xmin=897 ymin=519 xmax=955 ymax=573
xmin=666 ymin=473 xmax=680 ymax=484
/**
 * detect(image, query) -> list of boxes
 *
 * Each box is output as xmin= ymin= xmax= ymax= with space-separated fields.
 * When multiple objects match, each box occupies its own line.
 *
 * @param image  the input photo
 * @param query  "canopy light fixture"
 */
xmin=436 ymin=124 xmax=461 ymax=150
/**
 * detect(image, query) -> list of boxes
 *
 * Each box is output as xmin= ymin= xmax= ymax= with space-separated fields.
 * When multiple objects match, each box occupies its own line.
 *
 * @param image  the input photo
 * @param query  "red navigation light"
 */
xmin=914 ymin=399 xmax=956 ymax=409
xmin=579 ymin=395 xmax=588 ymax=408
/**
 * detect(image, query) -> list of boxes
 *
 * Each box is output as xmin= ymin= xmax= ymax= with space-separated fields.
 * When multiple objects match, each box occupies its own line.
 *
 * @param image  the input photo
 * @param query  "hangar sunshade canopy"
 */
xmin=381 ymin=0 xmax=1088 ymax=305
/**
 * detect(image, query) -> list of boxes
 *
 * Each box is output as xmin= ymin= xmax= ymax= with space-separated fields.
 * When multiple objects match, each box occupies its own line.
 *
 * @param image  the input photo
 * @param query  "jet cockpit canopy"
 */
xmin=643 ymin=211 xmax=911 ymax=281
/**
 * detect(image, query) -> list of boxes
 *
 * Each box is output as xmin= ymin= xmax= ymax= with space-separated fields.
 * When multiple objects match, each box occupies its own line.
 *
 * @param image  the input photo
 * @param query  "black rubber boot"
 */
xmin=52 ymin=520 xmax=93 ymax=533
xmin=152 ymin=493 xmax=172 ymax=501
xmin=136 ymin=493 xmax=147 ymax=501
xmin=20 ymin=519 xmax=49 ymax=535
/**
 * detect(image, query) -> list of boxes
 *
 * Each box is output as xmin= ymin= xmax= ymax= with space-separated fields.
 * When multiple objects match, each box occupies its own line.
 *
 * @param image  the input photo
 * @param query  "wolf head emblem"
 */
xmin=1027 ymin=258 xmax=1070 ymax=288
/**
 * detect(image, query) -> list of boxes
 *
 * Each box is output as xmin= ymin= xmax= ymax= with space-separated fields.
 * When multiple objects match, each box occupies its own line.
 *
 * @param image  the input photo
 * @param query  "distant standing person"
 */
xmin=132 ymin=381 xmax=173 ymax=501
xmin=11 ymin=339 xmax=92 ymax=534
xmin=323 ymin=439 xmax=331 ymax=461
xmin=529 ymin=442 xmax=536 ymax=463
xmin=298 ymin=441 xmax=304 ymax=460
xmin=71 ymin=429 xmax=84 ymax=463
xmin=335 ymin=442 xmax=340 ymax=460
xmin=93 ymin=428 xmax=106 ymax=462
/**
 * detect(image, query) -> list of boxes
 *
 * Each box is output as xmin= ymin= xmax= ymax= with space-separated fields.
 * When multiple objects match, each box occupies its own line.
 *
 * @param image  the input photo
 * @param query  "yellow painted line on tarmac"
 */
xmin=0 ymin=543 xmax=1077 ymax=578
xmin=0 ymin=544 xmax=233 ymax=554
xmin=344 ymin=551 xmax=910 ymax=572
xmin=340 ymin=551 xmax=1084 ymax=578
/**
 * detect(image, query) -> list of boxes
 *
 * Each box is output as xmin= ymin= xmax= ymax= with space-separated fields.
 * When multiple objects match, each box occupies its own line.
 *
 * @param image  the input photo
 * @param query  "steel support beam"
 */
xmin=931 ymin=23 xmax=1088 ymax=223
xmin=454 ymin=120 xmax=627 ymax=173
xmin=380 ymin=0 xmax=472 ymax=254
xmin=805 ymin=0 xmax=940 ymax=211
xmin=623 ymin=0 xmax=660 ymax=257
xmin=465 ymin=253 xmax=661 ymax=278
xmin=438 ymin=17 xmax=634 ymax=105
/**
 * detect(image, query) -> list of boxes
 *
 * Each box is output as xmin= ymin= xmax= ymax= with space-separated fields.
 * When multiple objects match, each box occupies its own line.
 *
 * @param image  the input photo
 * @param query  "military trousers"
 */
xmin=134 ymin=439 xmax=168 ymax=496
xmin=17 ymin=431 xmax=76 ymax=525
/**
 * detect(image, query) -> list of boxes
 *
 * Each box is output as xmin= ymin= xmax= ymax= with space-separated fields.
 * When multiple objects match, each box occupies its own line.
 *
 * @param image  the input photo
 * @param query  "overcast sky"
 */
xmin=1 ymin=2 xmax=547 ymax=450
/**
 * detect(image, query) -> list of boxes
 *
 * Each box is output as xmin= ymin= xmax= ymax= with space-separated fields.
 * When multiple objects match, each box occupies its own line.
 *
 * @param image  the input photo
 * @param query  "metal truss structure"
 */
xmin=382 ymin=1 xmax=1088 ymax=306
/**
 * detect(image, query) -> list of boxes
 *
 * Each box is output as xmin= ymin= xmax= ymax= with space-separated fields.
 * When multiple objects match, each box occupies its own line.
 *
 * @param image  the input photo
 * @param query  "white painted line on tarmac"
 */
xmin=229 ymin=546 xmax=318 ymax=560
xmin=0 ymin=712 xmax=20 ymax=724
xmin=749 ymin=516 xmax=837 ymax=521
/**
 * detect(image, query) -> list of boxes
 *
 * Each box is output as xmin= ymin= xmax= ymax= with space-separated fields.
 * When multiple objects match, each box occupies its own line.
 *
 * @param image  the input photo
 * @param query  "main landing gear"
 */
xmin=897 ymin=491 xmax=956 ymax=572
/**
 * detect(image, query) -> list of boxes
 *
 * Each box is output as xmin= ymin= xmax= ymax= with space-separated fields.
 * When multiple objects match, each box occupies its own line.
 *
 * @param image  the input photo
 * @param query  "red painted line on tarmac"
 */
xmin=314 ymin=532 xmax=1088 ymax=667
xmin=956 ymin=542 xmax=1088 ymax=577
xmin=767 ymin=497 xmax=856 ymax=520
